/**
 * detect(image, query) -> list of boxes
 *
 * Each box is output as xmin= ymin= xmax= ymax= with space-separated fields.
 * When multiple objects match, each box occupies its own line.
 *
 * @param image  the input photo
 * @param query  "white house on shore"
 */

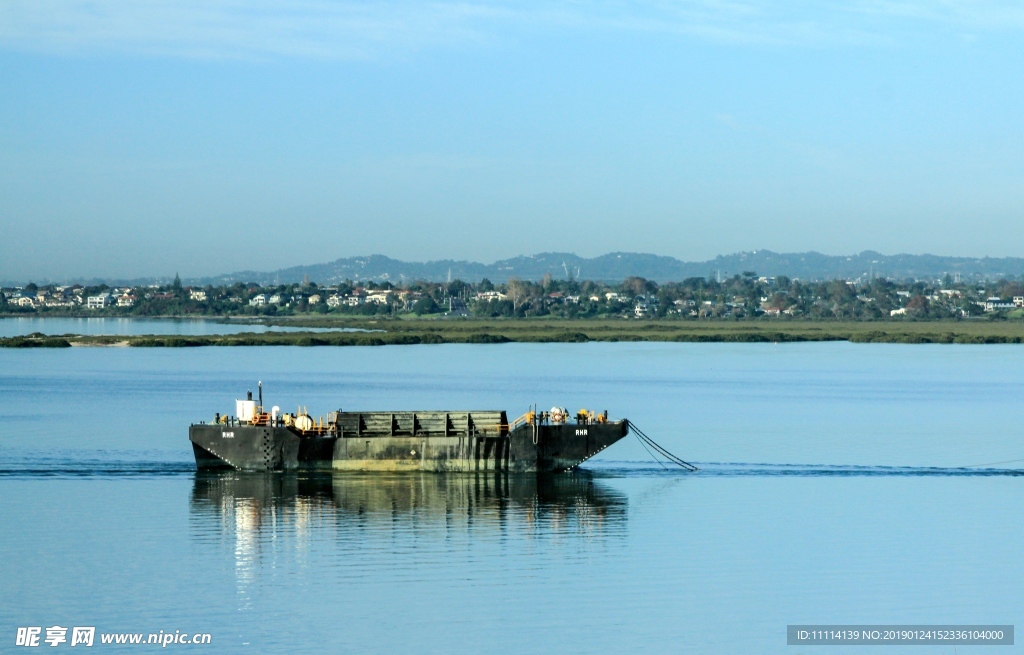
xmin=475 ymin=291 xmax=508 ymax=302
xmin=86 ymin=293 xmax=113 ymax=309
xmin=984 ymin=298 xmax=1016 ymax=312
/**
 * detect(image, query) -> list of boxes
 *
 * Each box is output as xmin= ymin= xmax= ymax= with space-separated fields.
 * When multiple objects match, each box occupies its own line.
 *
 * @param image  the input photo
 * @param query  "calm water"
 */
xmin=1 ymin=343 xmax=1022 ymax=653
xmin=0 ymin=316 xmax=348 ymax=336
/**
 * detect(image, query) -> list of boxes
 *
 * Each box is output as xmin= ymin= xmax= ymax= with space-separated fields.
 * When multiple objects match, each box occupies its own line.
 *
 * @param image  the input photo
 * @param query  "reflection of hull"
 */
xmin=189 ymin=421 xmax=628 ymax=473
xmin=189 ymin=471 xmax=628 ymax=534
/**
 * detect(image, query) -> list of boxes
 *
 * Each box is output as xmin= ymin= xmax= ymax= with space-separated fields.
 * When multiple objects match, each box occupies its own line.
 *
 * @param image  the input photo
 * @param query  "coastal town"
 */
xmin=3 ymin=273 xmax=1024 ymax=321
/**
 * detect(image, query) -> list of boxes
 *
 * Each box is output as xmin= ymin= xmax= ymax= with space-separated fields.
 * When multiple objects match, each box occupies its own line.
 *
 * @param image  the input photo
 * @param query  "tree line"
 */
xmin=3 ymin=272 xmax=1024 ymax=320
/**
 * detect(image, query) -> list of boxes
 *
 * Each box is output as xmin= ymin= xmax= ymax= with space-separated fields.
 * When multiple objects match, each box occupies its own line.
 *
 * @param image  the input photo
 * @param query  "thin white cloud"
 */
xmin=0 ymin=1 xmax=511 ymax=59
xmin=0 ymin=0 xmax=1021 ymax=59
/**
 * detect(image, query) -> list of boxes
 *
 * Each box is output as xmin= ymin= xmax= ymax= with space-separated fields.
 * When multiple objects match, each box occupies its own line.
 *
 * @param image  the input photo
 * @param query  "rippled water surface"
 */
xmin=1 ymin=343 xmax=1022 ymax=653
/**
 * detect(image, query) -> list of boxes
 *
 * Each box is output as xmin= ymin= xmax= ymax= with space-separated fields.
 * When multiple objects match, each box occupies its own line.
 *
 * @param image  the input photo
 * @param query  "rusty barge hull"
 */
xmin=190 ymin=410 xmax=628 ymax=473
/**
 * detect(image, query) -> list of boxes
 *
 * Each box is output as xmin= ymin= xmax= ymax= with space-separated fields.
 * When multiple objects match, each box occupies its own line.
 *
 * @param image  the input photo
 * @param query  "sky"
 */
xmin=2 ymin=1 xmax=1023 ymax=282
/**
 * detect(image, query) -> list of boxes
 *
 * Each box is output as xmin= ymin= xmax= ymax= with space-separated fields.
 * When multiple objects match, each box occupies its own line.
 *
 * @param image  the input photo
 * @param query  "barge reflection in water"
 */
xmin=190 ymin=471 xmax=627 ymax=608
xmin=190 ymin=471 xmax=627 ymax=537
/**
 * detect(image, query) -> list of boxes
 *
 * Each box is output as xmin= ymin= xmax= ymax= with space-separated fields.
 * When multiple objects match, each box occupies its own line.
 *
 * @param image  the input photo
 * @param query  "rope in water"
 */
xmin=634 ymin=431 xmax=669 ymax=470
xmin=961 ymin=458 xmax=1024 ymax=469
xmin=627 ymin=423 xmax=1021 ymax=472
xmin=628 ymin=421 xmax=699 ymax=471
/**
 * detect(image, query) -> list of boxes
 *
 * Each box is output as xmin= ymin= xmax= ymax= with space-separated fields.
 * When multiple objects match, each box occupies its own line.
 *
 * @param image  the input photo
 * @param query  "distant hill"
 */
xmin=9 ymin=251 xmax=1023 ymax=288
xmin=190 ymin=250 xmax=1024 ymax=286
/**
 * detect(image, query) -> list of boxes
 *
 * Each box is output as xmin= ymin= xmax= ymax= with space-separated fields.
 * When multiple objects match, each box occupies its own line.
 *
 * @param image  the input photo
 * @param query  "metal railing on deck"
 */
xmin=510 ymin=410 xmax=536 ymax=430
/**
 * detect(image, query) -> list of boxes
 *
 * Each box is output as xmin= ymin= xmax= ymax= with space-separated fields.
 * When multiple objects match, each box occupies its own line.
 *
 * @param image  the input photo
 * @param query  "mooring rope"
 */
xmin=635 ymin=431 xmax=669 ymax=470
xmin=628 ymin=422 xmax=699 ymax=471
xmin=960 ymin=457 xmax=1024 ymax=469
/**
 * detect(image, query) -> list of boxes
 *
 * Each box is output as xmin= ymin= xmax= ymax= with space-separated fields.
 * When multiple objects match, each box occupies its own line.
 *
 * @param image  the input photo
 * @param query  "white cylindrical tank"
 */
xmin=236 ymin=399 xmax=257 ymax=422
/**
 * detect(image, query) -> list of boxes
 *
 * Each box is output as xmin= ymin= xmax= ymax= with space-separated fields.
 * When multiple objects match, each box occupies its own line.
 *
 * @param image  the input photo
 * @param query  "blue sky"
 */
xmin=2 ymin=1 xmax=1023 ymax=281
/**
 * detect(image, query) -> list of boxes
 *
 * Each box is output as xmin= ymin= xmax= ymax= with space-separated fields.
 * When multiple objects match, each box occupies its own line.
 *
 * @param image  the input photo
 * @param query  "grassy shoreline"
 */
xmin=4 ymin=318 xmax=1024 ymax=347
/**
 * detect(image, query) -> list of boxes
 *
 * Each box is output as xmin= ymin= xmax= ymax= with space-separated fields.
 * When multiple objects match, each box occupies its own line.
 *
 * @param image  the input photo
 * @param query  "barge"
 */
xmin=190 ymin=385 xmax=629 ymax=473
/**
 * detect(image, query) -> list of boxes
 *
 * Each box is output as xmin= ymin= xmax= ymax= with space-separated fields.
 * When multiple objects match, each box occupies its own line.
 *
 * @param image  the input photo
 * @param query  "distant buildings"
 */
xmin=5 ymin=271 xmax=1024 ymax=322
xmin=633 ymin=295 xmax=657 ymax=317
xmin=86 ymin=293 xmax=113 ymax=309
xmin=984 ymin=298 xmax=1016 ymax=312
xmin=475 ymin=291 xmax=508 ymax=302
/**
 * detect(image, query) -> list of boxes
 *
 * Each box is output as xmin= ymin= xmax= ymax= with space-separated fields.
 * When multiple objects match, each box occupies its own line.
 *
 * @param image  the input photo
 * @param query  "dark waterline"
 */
xmin=2 ymin=461 xmax=1024 ymax=479
xmin=0 ymin=316 xmax=364 ymax=337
